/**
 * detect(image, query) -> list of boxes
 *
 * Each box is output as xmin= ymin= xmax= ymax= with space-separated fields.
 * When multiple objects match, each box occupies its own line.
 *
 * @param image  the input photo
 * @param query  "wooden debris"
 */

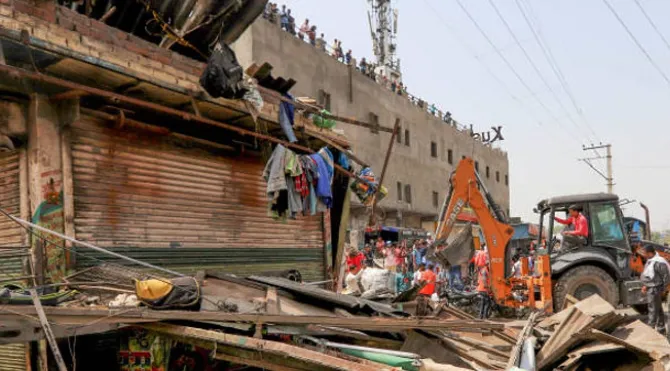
xmin=29 ymin=289 xmax=68 ymax=371
xmin=507 ymin=311 xmax=539 ymax=369
xmin=141 ymin=322 xmax=397 ymax=371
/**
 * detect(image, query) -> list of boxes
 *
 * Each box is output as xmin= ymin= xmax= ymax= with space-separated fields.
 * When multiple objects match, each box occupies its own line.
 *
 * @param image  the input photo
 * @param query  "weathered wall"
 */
xmin=233 ymin=20 xmax=510 ymax=225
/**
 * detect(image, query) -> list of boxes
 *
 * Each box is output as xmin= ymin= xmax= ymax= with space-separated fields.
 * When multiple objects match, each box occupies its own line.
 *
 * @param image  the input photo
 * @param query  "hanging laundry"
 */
xmin=284 ymin=148 xmax=303 ymax=219
xmin=310 ymin=147 xmax=334 ymax=208
xmin=338 ymin=151 xmax=351 ymax=170
xmin=279 ymin=93 xmax=298 ymax=143
xmin=263 ymin=144 xmax=289 ymax=219
xmin=299 ymin=155 xmax=319 ymax=215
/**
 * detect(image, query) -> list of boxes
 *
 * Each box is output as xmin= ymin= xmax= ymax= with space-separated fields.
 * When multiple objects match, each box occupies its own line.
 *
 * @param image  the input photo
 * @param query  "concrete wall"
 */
xmin=233 ymin=19 xmax=510 ymax=226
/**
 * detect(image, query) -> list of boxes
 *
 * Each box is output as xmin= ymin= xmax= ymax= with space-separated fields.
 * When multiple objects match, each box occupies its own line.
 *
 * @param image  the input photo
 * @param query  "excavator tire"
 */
xmin=553 ymin=265 xmax=619 ymax=312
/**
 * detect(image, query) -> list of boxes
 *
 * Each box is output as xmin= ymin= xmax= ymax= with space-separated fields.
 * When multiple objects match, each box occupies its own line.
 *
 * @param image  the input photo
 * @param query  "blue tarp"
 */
xmin=512 ymin=224 xmax=531 ymax=240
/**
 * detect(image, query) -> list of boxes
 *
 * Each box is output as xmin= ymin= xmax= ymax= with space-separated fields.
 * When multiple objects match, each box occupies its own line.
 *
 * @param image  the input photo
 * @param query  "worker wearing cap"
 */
xmin=555 ymin=204 xmax=588 ymax=250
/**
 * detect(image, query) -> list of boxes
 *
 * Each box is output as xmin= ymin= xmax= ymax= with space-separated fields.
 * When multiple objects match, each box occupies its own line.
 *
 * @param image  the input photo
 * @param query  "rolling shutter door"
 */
xmin=0 ymin=151 xmax=21 ymax=247
xmin=71 ymin=117 xmax=325 ymax=280
xmin=0 ymin=151 xmax=27 ymax=370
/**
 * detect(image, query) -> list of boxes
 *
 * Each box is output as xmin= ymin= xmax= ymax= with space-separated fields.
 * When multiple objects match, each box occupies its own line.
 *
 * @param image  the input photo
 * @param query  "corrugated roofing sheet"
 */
xmin=248 ymin=276 xmax=403 ymax=316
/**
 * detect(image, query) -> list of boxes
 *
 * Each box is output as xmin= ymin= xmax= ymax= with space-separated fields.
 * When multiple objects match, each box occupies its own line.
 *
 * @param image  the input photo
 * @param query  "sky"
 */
xmin=279 ymin=0 xmax=670 ymax=230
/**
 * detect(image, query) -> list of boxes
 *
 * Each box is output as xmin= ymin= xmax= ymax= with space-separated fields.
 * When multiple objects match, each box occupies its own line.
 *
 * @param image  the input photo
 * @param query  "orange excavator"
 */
xmin=433 ymin=158 xmax=554 ymax=312
xmin=434 ymin=158 xmax=665 ymax=313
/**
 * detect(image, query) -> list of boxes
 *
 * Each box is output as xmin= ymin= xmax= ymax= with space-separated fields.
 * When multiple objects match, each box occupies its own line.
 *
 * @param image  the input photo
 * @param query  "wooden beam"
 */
xmin=49 ymin=90 xmax=88 ymax=101
xmin=140 ymin=323 xmax=395 ymax=371
xmin=266 ymin=287 xmax=279 ymax=315
xmin=29 ymin=289 xmax=67 ymax=371
xmin=0 ymin=306 xmax=505 ymax=331
xmin=308 ymin=130 xmax=368 ymax=167
xmin=214 ymin=352 xmax=300 ymax=371
xmin=99 ymin=6 xmax=116 ymax=23
xmin=369 ymin=121 xmax=399 ymax=226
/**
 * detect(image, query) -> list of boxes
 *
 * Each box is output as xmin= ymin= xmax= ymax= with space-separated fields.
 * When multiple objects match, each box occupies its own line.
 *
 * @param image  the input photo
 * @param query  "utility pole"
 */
xmin=580 ymin=143 xmax=613 ymax=193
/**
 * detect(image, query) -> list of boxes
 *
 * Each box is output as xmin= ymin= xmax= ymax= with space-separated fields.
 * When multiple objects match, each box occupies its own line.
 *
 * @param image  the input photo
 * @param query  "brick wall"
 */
xmin=0 ymin=0 xmax=206 ymax=89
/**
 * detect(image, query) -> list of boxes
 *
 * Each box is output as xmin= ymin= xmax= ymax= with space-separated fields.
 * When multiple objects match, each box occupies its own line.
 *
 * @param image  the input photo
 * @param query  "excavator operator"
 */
xmin=554 ymin=204 xmax=588 ymax=250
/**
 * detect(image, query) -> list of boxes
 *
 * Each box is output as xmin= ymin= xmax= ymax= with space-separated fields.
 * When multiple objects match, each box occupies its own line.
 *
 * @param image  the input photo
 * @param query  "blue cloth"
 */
xmin=279 ymin=94 xmax=297 ymax=143
xmin=338 ymin=152 xmax=351 ymax=169
xmin=310 ymin=152 xmax=333 ymax=208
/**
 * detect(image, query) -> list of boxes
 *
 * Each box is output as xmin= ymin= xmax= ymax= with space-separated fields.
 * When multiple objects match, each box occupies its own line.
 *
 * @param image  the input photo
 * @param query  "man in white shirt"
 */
xmin=412 ymin=264 xmax=424 ymax=287
xmin=343 ymin=265 xmax=366 ymax=296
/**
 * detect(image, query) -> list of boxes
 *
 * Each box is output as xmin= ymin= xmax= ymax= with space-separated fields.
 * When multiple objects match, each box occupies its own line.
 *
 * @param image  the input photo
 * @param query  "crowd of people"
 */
xmin=262 ymin=3 xmax=467 ymax=131
xmin=343 ymin=236 xmax=494 ymax=318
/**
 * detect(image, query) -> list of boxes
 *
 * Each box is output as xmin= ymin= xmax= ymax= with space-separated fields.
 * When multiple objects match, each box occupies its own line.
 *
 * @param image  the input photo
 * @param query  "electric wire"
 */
xmin=486 ymin=0 xmax=592 ymax=147
xmin=0 ymin=207 xmax=253 ymax=316
xmin=421 ymin=0 xmax=581 ymax=147
xmin=452 ymin=0 xmax=583 ymax=144
xmin=632 ymin=0 xmax=670 ymax=55
xmin=515 ymin=0 xmax=605 ymax=156
xmin=424 ymin=0 xmax=568 ymax=145
xmin=602 ymin=0 xmax=670 ymax=89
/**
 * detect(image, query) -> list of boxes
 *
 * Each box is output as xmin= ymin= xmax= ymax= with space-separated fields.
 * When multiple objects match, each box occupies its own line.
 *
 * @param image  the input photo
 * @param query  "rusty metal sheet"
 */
xmin=0 ymin=343 xmax=27 ymax=371
xmin=0 ymin=151 xmax=21 ymax=247
xmin=71 ymin=117 xmax=326 ymax=278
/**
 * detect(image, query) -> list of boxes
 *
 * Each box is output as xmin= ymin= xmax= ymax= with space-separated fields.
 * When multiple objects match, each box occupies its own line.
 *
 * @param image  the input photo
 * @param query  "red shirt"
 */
xmin=555 ymin=213 xmax=588 ymax=237
xmin=419 ymin=270 xmax=436 ymax=295
xmin=346 ymin=253 xmax=365 ymax=270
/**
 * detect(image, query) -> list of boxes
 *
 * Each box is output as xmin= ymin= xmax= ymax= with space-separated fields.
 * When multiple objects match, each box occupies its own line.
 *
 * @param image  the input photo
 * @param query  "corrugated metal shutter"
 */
xmin=0 ymin=151 xmax=21 ymax=247
xmin=0 ymin=150 xmax=27 ymax=371
xmin=0 ymin=343 xmax=27 ymax=371
xmin=71 ymin=117 xmax=325 ymax=280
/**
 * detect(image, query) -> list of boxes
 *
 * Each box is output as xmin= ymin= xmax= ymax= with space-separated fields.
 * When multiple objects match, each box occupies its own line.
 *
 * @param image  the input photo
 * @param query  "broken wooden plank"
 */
xmin=141 ymin=322 xmax=396 ymax=371
xmin=266 ymin=287 xmax=279 ymax=315
xmin=0 ymin=306 xmax=504 ymax=332
xmin=29 ymin=289 xmax=68 ymax=371
xmin=506 ymin=311 xmax=539 ymax=369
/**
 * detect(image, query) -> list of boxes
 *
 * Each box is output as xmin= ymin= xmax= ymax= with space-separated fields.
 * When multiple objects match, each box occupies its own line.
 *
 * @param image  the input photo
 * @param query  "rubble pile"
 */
xmin=513 ymin=295 xmax=670 ymax=371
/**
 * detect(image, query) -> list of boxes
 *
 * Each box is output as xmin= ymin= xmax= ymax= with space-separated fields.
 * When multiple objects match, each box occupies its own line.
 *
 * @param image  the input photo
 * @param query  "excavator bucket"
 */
xmin=432 ymin=224 xmax=475 ymax=266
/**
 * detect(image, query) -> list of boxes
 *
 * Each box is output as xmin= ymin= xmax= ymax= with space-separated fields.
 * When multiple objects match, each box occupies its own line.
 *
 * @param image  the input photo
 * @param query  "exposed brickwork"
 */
xmin=5 ymin=1 xmax=205 ymax=82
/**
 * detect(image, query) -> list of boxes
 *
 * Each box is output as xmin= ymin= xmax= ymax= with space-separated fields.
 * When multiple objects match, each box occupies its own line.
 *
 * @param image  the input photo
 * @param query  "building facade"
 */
xmin=232 ymin=19 xmax=510 ymax=238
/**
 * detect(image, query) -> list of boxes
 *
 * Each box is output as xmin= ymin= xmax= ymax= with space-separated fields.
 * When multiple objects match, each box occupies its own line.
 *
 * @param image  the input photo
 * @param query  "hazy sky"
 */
xmin=280 ymin=0 xmax=670 ymax=230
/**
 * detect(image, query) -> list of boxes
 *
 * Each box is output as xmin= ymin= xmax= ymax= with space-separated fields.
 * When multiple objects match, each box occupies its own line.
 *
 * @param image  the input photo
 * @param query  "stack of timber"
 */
xmin=0 ymin=266 xmax=520 ymax=371
xmin=517 ymin=295 xmax=670 ymax=371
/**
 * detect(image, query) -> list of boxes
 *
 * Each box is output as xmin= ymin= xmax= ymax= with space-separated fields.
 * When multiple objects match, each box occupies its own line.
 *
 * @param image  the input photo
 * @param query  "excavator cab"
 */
xmin=536 ymin=194 xmax=646 ymax=311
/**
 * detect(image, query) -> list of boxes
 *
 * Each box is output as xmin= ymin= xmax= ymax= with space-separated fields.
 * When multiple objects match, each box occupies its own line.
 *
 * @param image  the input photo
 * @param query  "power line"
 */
xmin=486 ymin=0 xmax=589 ymax=145
xmin=514 ymin=0 xmax=602 ymax=144
xmin=632 ymin=0 xmax=670 ymax=55
xmin=420 ymin=0 xmax=545 ymax=128
xmin=602 ymin=0 xmax=670 ymax=89
xmin=452 ymin=0 xmax=582 ymax=144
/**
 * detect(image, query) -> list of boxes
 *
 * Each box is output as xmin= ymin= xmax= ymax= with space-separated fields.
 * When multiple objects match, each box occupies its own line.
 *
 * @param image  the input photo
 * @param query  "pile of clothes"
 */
xmin=350 ymin=167 xmax=387 ymax=206
xmin=264 ymin=145 xmax=335 ymax=219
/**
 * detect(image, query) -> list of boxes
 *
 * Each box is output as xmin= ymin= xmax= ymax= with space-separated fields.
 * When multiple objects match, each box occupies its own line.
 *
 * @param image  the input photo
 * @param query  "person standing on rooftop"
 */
xmin=299 ymin=19 xmax=310 ymax=40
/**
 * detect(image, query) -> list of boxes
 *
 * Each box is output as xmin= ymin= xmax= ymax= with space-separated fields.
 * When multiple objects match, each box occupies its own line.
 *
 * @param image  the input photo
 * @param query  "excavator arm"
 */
xmin=434 ymin=158 xmax=515 ymax=302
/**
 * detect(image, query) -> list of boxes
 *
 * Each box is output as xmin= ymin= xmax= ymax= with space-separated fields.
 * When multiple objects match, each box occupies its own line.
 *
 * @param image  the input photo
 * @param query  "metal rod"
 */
xmin=3 ymin=213 xmax=184 ymax=277
xmin=368 ymin=121 xmax=399 ymax=227
xmin=0 ymin=63 xmax=370 ymax=183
